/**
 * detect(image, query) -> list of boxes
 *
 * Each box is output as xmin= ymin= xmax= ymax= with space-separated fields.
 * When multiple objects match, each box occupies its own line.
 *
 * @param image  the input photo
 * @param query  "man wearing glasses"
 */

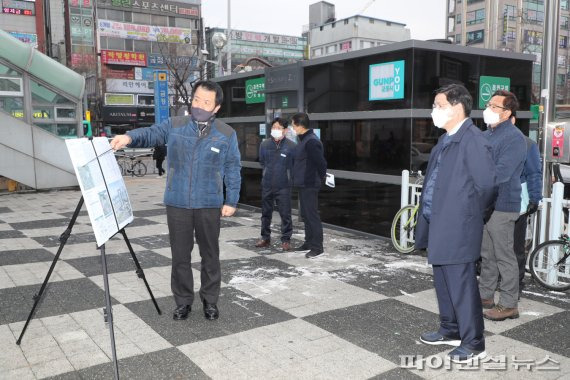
xmin=479 ymin=90 xmax=527 ymax=322
xmin=415 ymin=84 xmax=496 ymax=363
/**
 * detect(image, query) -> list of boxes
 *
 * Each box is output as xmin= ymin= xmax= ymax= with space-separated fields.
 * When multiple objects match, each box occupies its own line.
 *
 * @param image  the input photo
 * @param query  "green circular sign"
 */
xmin=480 ymin=83 xmax=492 ymax=103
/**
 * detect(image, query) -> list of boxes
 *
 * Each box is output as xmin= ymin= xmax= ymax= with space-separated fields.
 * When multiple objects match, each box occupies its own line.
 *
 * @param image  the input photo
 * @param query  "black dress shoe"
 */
xmin=173 ymin=305 xmax=191 ymax=320
xmin=294 ymin=243 xmax=311 ymax=252
xmin=305 ymin=249 xmax=324 ymax=259
xmin=203 ymin=301 xmax=219 ymax=320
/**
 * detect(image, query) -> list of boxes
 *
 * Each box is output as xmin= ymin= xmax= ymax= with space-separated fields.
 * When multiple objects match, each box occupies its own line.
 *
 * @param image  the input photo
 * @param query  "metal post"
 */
xmin=400 ymin=170 xmax=410 ymax=208
xmin=227 ymin=0 xmax=231 ymax=74
xmin=540 ymin=0 xmax=561 ymax=198
xmin=547 ymin=182 xmax=564 ymax=285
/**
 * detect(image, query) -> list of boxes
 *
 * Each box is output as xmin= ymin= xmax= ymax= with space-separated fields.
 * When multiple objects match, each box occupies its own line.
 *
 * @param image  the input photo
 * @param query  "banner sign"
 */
xmin=2 ymin=0 xmax=35 ymax=15
xmin=98 ymin=19 xmax=192 ymax=43
xmin=97 ymin=0 xmax=199 ymax=17
xmin=8 ymin=32 xmax=37 ymax=47
xmin=101 ymin=50 xmax=147 ymax=66
xmin=245 ymin=77 xmax=265 ymax=104
xmin=478 ymin=76 xmax=510 ymax=109
xmin=369 ymin=60 xmax=405 ymax=101
xmin=230 ymin=30 xmax=304 ymax=46
xmin=135 ymin=67 xmax=155 ymax=81
xmin=71 ymin=53 xmax=96 ymax=67
xmin=102 ymin=66 xmax=135 ymax=80
xmin=102 ymin=106 xmax=137 ymax=122
xmin=106 ymin=78 xmax=154 ymax=94
xmin=154 ymin=70 xmax=169 ymax=123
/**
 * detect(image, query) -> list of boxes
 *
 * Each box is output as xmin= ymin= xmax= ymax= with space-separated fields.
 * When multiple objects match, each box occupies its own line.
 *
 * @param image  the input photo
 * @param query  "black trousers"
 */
xmin=298 ymin=187 xmax=323 ymax=251
xmin=166 ymin=206 xmax=221 ymax=306
xmin=156 ymin=158 xmax=165 ymax=176
xmin=513 ymin=213 xmax=528 ymax=287
xmin=434 ymin=262 xmax=485 ymax=351
xmin=261 ymin=187 xmax=292 ymax=242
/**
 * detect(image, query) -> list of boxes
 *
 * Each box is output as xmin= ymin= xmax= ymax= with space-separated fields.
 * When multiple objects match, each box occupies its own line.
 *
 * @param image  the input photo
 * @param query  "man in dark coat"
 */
xmin=415 ymin=84 xmax=497 ymax=363
xmin=255 ymin=118 xmax=296 ymax=251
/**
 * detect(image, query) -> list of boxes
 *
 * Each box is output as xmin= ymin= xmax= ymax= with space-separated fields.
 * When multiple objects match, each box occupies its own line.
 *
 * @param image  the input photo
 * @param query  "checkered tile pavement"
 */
xmin=0 ymin=177 xmax=569 ymax=379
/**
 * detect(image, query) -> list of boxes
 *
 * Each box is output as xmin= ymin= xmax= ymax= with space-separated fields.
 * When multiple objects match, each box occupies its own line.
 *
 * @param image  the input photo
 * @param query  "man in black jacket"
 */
xmin=255 ymin=118 xmax=296 ymax=251
xmin=291 ymin=112 xmax=327 ymax=258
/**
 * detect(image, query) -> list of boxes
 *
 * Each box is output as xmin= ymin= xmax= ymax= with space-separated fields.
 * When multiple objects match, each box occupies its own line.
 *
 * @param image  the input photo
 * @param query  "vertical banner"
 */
xmin=154 ymin=70 xmax=169 ymax=124
xmin=369 ymin=60 xmax=405 ymax=101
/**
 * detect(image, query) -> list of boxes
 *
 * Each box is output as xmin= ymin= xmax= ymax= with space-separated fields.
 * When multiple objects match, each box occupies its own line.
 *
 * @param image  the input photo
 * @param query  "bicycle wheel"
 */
xmin=132 ymin=162 xmax=147 ymax=177
xmin=391 ymin=205 xmax=418 ymax=254
xmin=529 ymin=240 xmax=570 ymax=291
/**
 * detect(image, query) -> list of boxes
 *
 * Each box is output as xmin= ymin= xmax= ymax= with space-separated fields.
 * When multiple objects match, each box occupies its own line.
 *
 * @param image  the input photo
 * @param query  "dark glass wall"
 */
xmin=304 ymin=50 xmax=413 ymax=113
xmin=312 ymin=118 xmax=411 ymax=175
xmin=217 ymin=76 xmax=265 ymax=118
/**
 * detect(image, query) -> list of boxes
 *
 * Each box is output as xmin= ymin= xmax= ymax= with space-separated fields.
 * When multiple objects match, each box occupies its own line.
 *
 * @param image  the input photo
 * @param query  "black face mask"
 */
xmin=190 ymin=106 xmax=215 ymax=122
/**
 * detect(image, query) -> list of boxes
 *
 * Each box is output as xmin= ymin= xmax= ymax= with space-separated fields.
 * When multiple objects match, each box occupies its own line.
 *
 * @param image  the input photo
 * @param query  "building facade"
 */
xmin=306 ymin=1 xmax=411 ymax=59
xmin=446 ymin=0 xmax=570 ymax=110
xmin=213 ymin=41 xmax=534 ymax=237
xmin=205 ymin=27 xmax=307 ymax=77
xmin=1 ymin=0 xmax=46 ymax=51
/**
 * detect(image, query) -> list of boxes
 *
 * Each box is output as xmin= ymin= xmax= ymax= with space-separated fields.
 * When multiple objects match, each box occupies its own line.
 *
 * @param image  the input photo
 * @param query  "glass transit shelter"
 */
xmin=215 ymin=40 xmax=534 ymax=237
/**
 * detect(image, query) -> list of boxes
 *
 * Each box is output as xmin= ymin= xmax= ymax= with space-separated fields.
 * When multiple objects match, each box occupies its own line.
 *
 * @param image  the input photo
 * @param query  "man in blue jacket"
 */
xmin=479 ymin=90 xmax=527 ymax=321
xmin=513 ymin=135 xmax=542 ymax=297
xmin=415 ymin=84 xmax=496 ymax=363
xmin=255 ymin=118 xmax=296 ymax=251
xmin=110 ymin=81 xmax=241 ymax=322
xmin=291 ymin=112 xmax=327 ymax=258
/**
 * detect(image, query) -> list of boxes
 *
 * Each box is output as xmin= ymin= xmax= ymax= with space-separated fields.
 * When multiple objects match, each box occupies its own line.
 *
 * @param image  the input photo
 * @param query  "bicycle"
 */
xmin=116 ymin=154 xmax=148 ymax=177
xmin=528 ymin=234 xmax=570 ymax=291
xmin=391 ymin=171 xmax=424 ymax=253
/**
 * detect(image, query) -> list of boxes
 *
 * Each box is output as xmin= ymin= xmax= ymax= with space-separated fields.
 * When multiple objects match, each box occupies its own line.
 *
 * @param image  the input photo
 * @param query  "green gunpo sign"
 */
xmin=479 ymin=76 xmax=510 ymax=109
xmin=245 ymin=77 xmax=265 ymax=104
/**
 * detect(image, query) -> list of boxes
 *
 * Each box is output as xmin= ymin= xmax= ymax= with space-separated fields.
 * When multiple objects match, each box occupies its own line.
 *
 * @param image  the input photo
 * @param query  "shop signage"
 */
xmin=106 ymin=78 xmax=154 ymax=94
xmin=154 ymin=70 xmax=169 ymax=123
xmin=71 ymin=53 xmax=96 ymax=67
xmin=369 ymin=60 xmax=405 ymax=101
xmin=135 ymin=67 xmax=155 ymax=81
xmin=102 ymin=66 xmax=135 ymax=80
xmin=102 ymin=106 xmax=137 ymax=123
xmin=137 ymin=107 xmax=155 ymax=122
xmin=8 ymin=32 xmax=37 ymax=47
xmin=101 ymin=50 xmax=147 ymax=66
xmin=230 ymin=30 xmax=303 ymax=46
xmin=105 ymin=93 xmax=135 ymax=106
xmin=98 ymin=19 xmax=192 ymax=43
xmin=478 ymin=76 xmax=510 ymax=109
xmin=97 ymin=0 xmax=199 ymax=17
xmin=245 ymin=77 xmax=265 ymax=104
xmin=2 ymin=0 xmax=34 ymax=15
xmin=147 ymin=54 xmax=198 ymax=68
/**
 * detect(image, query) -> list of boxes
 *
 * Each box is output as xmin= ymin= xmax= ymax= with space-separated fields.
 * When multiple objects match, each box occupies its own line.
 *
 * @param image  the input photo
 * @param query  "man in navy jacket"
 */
xmin=110 ymin=81 xmax=241 ymax=322
xmin=415 ymin=84 xmax=496 ymax=363
xmin=255 ymin=118 xmax=296 ymax=251
xmin=479 ymin=90 xmax=527 ymax=322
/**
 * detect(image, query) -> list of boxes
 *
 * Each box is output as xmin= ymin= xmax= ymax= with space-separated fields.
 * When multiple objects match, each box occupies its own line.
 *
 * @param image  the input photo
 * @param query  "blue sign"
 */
xmin=154 ymin=70 xmax=169 ymax=124
xmin=369 ymin=60 xmax=405 ymax=101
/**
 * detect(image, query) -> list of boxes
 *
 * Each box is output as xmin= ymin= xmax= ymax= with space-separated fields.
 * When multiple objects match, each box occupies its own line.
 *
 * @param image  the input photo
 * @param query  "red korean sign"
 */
xmin=101 ymin=50 xmax=147 ymax=67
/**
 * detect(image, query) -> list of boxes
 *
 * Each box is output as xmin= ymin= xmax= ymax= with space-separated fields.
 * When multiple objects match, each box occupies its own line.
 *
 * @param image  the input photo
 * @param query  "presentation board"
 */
xmin=66 ymin=137 xmax=134 ymax=246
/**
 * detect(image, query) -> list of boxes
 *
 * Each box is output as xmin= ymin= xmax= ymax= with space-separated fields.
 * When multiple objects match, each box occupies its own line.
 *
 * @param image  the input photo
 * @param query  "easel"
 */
xmin=16 ymin=138 xmax=162 ymax=380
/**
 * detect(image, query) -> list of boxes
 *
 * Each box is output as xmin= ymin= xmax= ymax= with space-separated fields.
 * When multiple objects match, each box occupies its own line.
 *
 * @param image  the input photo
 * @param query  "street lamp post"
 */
xmin=211 ymin=32 xmax=227 ymax=77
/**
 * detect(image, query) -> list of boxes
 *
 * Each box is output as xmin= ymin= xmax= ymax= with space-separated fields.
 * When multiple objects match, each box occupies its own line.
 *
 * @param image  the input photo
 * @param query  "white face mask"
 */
xmin=431 ymin=107 xmax=452 ymax=129
xmin=483 ymin=107 xmax=501 ymax=126
xmin=271 ymin=129 xmax=284 ymax=140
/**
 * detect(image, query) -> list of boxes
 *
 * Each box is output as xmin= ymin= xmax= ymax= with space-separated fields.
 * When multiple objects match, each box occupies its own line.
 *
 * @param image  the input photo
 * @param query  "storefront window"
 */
xmin=2 ymin=97 xmax=24 ymax=118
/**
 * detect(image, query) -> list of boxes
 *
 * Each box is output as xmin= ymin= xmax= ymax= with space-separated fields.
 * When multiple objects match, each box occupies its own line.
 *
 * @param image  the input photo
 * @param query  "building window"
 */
xmin=448 ymin=0 xmax=455 ymax=13
xmin=326 ymin=45 xmax=337 ymax=54
xmin=313 ymin=48 xmax=322 ymax=57
xmin=523 ymin=30 xmax=543 ymax=45
xmin=107 ymin=37 xmax=125 ymax=50
xmin=561 ymin=36 xmax=568 ymax=49
xmin=467 ymin=0 xmax=484 ymax=4
xmin=466 ymin=29 xmax=484 ymax=45
xmin=151 ymin=14 xmax=168 ymax=26
xmin=562 ymin=0 xmax=569 ymax=11
xmin=466 ymin=8 xmax=485 ymax=25
xmin=457 ymin=14 xmax=461 ymax=24
xmin=123 ymin=11 xmax=132 ymax=22
xmin=125 ymin=39 xmax=133 ymax=51
xmin=175 ymin=17 xmax=193 ymax=28
xmin=456 ymin=34 xmax=462 ymax=44
xmin=134 ymin=40 xmax=151 ymax=54
xmin=132 ymin=12 xmax=150 ymax=24
xmin=105 ymin=9 xmax=124 ymax=22
xmin=562 ymin=16 xmax=569 ymax=30
xmin=448 ymin=17 xmax=455 ymax=33
xmin=504 ymin=5 xmax=517 ymax=21
xmin=0 ymin=76 xmax=23 ymax=96
xmin=523 ymin=1 xmax=545 ymax=25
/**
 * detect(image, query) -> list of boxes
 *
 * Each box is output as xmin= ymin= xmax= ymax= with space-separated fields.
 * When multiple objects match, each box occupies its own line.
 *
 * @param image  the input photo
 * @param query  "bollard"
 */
xmin=547 ymin=182 xmax=564 ymax=285
xmin=401 ymin=170 xmax=410 ymax=209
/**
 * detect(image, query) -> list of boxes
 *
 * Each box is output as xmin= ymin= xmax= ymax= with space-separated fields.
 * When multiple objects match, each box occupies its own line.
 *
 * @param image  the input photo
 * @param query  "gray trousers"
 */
xmin=479 ymin=211 xmax=520 ymax=308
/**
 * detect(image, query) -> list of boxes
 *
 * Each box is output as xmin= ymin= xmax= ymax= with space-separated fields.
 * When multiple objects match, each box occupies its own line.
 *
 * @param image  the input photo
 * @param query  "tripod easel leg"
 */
xmin=119 ymin=229 xmax=162 ymax=315
xmin=16 ymin=197 xmax=85 ymax=345
xmin=100 ymin=244 xmax=120 ymax=380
